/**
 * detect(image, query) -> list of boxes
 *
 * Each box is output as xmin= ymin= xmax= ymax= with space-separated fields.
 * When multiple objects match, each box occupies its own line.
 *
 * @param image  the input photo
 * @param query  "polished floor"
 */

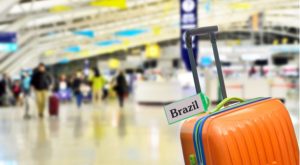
xmin=0 ymin=98 xmax=183 ymax=165
xmin=0 ymin=96 xmax=299 ymax=165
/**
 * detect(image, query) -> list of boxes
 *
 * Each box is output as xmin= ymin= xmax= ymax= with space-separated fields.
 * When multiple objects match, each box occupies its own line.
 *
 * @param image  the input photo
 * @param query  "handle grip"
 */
xmin=185 ymin=26 xmax=218 ymax=42
xmin=210 ymin=97 xmax=245 ymax=114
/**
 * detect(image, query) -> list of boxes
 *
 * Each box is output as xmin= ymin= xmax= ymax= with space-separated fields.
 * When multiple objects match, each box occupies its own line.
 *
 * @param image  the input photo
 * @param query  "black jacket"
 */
xmin=0 ymin=80 xmax=6 ymax=96
xmin=72 ymin=78 xmax=83 ymax=95
xmin=30 ymin=70 xmax=52 ymax=90
xmin=114 ymin=74 xmax=127 ymax=95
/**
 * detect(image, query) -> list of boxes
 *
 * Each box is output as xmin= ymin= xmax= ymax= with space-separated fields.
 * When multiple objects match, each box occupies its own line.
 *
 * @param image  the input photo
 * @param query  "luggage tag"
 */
xmin=163 ymin=92 xmax=210 ymax=124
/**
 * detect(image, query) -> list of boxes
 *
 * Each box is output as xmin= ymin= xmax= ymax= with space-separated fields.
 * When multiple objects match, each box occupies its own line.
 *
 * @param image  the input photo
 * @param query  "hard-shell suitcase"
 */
xmin=49 ymin=94 xmax=59 ymax=116
xmin=181 ymin=115 xmax=205 ymax=165
xmin=180 ymin=26 xmax=299 ymax=165
xmin=194 ymin=97 xmax=299 ymax=165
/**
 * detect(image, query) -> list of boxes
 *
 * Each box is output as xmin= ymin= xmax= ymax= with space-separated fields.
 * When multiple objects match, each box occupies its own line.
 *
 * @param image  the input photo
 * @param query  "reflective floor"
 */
xmin=0 ymin=96 xmax=298 ymax=165
xmin=0 ymin=99 xmax=183 ymax=165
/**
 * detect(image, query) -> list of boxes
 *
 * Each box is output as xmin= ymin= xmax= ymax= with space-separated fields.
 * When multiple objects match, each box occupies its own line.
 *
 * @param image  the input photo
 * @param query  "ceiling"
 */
xmin=0 ymin=0 xmax=299 ymax=75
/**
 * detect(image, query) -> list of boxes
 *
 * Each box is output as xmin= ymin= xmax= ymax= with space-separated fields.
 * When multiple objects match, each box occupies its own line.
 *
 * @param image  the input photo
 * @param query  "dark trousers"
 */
xmin=24 ymin=89 xmax=30 ymax=96
xmin=102 ymin=89 xmax=108 ymax=100
xmin=75 ymin=93 xmax=83 ymax=108
xmin=0 ymin=94 xmax=5 ymax=106
xmin=117 ymin=93 xmax=124 ymax=108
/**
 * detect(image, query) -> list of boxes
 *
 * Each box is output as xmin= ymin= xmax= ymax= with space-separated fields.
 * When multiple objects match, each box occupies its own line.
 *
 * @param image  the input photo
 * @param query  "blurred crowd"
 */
xmin=0 ymin=63 xmax=129 ymax=117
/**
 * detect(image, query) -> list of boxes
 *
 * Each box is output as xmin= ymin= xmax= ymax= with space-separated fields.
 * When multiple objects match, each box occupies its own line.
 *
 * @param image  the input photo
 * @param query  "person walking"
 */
xmin=3 ymin=73 xmax=13 ymax=105
xmin=22 ymin=72 xmax=31 ymax=96
xmin=73 ymin=71 xmax=84 ymax=109
xmin=113 ymin=71 xmax=128 ymax=108
xmin=89 ymin=67 xmax=106 ymax=105
xmin=30 ymin=63 xmax=52 ymax=118
xmin=3 ymin=73 xmax=12 ymax=91
xmin=249 ymin=65 xmax=256 ymax=77
xmin=12 ymin=79 xmax=23 ymax=106
xmin=22 ymin=72 xmax=32 ymax=119
xmin=0 ymin=73 xmax=6 ymax=106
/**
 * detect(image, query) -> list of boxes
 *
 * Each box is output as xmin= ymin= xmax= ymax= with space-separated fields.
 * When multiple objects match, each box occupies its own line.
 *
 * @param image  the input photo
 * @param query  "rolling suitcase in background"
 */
xmin=180 ymin=26 xmax=299 ymax=165
xmin=49 ymin=94 xmax=59 ymax=116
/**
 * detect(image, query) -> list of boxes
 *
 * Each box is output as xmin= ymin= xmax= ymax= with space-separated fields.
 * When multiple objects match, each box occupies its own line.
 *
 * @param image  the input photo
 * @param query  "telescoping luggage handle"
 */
xmin=185 ymin=25 xmax=227 ymax=100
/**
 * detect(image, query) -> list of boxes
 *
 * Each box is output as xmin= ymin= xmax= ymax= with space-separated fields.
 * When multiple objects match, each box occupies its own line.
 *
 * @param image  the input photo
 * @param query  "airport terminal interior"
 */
xmin=0 ymin=0 xmax=299 ymax=164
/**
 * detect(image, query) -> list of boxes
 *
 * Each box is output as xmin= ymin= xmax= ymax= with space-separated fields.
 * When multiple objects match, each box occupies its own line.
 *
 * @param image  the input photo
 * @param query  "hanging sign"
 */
xmin=0 ymin=32 xmax=17 ymax=52
xmin=145 ymin=43 xmax=161 ymax=59
xmin=180 ymin=0 xmax=198 ymax=71
xmin=0 ymin=32 xmax=16 ymax=43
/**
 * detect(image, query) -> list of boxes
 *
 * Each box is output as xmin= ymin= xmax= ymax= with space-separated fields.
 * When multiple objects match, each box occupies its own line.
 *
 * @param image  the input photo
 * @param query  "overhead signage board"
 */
xmin=0 ymin=32 xmax=17 ymax=43
xmin=96 ymin=40 xmax=122 ymax=47
xmin=0 ymin=43 xmax=18 ymax=52
xmin=0 ymin=32 xmax=17 ymax=53
xmin=115 ymin=29 xmax=147 ymax=37
xmin=50 ymin=5 xmax=72 ymax=13
xmin=180 ymin=0 xmax=198 ymax=71
xmin=73 ymin=30 xmax=95 ymax=38
xmin=65 ymin=46 xmax=81 ymax=53
xmin=90 ymin=0 xmax=127 ymax=9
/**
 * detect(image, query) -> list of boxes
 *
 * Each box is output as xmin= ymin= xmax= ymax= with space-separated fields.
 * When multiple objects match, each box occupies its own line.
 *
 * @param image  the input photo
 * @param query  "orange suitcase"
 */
xmin=180 ymin=26 xmax=299 ymax=165
xmin=181 ymin=114 xmax=206 ymax=165
xmin=195 ymin=97 xmax=299 ymax=165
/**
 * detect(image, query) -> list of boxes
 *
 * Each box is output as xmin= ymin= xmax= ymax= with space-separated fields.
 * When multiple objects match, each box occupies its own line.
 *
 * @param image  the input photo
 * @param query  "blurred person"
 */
xmin=30 ymin=63 xmax=52 ymax=118
xmin=52 ymin=75 xmax=60 ymax=93
xmin=12 ymin=80 xmax=23 ymax=106
xmin=113 ymin=70 xmax=128 ymax=108
xmin=102 ymin=83 xmax=109 ymax=101
xmin=81 ymin=81 xmax=92 ymax=103
xmin=3 ymin=73 xmax=13 ymax=101
xmin=1 ymin=73 xmax=15 ymax=106
xmin=89 ymin=67 xmax=106 ymax=105
xmin=22 ymin=72 xmax=31 ymax=96
xmin=259 ymin=66 xmax=265 ymax=77
xmin=3 ymin=73 xmax=12 ymax=89
xmin=249 ymin=65 xmax=256 ymax=77
xmin=0 ymin=73 xmax=6 ymax=106
xmin=57 ymin=74 xmax=72 ymax=102
xmin=59 ymin=74 xmax=68 ymax=91
xmin=66 ymin=75 xmax=72 ymax=89
xmin=22 ymin=72 xmax=32 ymax=119
xmin=128 ymin=73 xmax=136 ymax=94
xmin=73 ymin=71 xmax=84 ymax=109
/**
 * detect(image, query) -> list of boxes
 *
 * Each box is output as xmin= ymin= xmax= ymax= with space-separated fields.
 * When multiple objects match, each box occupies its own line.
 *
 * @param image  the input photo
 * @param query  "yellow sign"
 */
xmin=49 ymin=5 xmax=72 ymax=13
xmin=90 ymin=0 xmax=127 ymax=9
xmin=145 ymin=43 xmax=161 ymax=59
xmin=163 ymin=2 xmax=172 ymax=15
xmin=230 ymin=3 xmax=251 ymax=10
xmin=227 ymin=39 xmax=241 ymax=46
xmin=273 ymin=39 xmax=279 ymax=45
xmin=123 ymin=39 xmax=130 ymax=47
xmin=79 ymin=50 xmax=90 ymax=57
xmin=44 ymin=50 xmax=55 ymax=56
xmin=108 ymin=58 xmax=120 ymax=69
xmin=152 ymin=26 xmax=162 ymax=36
xmin=121 ymin=39 xmax=130 ymax=50
xmin=282 ymin=38 xmax=288 ymax=44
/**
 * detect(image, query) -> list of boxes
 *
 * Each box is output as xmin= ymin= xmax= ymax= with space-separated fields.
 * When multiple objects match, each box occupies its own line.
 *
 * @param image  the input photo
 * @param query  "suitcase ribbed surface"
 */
xmin=202 ymin=99 xmax=299 ymax=165
xmin=180 ymin=114 xmax=206 ymax=165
